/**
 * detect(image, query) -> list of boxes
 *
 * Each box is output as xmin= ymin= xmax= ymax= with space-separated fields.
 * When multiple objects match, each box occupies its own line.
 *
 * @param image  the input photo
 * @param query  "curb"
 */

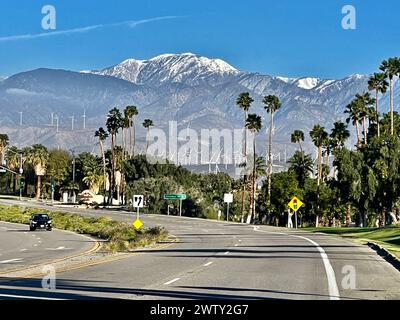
xmin=367 ymin=242 xmax=400 ymax=272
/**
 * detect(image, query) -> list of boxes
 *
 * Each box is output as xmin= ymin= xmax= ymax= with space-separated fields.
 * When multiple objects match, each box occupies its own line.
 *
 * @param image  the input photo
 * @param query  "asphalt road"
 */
xmin=0 ymin=198 xmax=399 ymax=300
xmin=0 ymin=221 xmax=94 ymax=273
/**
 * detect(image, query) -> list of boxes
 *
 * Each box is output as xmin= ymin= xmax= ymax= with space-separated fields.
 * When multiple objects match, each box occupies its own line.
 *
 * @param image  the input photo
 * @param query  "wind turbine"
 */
xmin=18 ymin=111 xmax=23 ymax=126
xmin=69 ymin=114 xmax=75 ymax=131
xmin=82 ymin=109 xmax=86 ymax=130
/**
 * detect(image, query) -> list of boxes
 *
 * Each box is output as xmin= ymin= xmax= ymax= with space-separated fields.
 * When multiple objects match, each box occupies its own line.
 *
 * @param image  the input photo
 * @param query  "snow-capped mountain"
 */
xmin=276 ymin=76 xmax=331 ymax=90
xmin=89 ymin=52 xmax=239 ymax=86
xmin=0 ymin=53 xmax=397 ymax=155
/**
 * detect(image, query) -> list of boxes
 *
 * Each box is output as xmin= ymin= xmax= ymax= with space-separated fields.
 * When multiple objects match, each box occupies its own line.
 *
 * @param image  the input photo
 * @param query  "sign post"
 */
xmin=288 ymin=196 xmax=304 ymax=229
xmin=133 ymin=195 xmax=144 ymax=230
xmin=224 ymin=193 xmax=233 ymax=222
xmin=164 ymin=194 xmax=187 ymax=217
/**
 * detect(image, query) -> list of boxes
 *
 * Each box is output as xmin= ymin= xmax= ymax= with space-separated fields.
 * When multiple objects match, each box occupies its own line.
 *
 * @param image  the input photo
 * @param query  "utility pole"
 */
xmin=71 ymin=150 xmax=76 ymax=182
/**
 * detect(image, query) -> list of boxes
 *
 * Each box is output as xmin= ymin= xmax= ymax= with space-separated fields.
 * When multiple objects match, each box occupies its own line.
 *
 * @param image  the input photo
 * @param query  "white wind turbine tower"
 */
xmin=54 ymin=114 xmax=59 ymax=133
xmin=50 ymin=112 xmax=54 ymax=126
xmin=69 ymin=114 xmax=75 ymax=131
xmin=18 ymin=111 xmax=23 ymax=126
xmin=82 ymin=109 xmax=86 ymax=130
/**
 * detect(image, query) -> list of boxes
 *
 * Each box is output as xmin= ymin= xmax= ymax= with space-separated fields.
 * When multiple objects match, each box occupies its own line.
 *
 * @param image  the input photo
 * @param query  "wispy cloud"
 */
xmin=0 ymin=16 xmax=180 ymax=42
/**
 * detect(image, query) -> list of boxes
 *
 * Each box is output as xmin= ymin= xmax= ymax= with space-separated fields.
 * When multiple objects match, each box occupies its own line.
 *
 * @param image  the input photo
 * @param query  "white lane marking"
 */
xmin=0 ymin=258 xmax=23 ymax=264
xmin=0 ymin=293 xmax=64 ymax=300
xmin=46 ymin=246 xmax=71 ymax=251
xmin=292 ymin=235 xmax=340 ymax=300
xmin=253 ymin=228 xmax=340 ymax=300
xmin=164 ymin=278 xmax=181 ymax=285
xmin=203 ymin=262 xmax=213 ymax=267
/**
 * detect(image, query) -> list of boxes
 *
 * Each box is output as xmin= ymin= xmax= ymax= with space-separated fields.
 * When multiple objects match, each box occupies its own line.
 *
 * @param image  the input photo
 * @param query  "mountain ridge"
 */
xmin=0 ymin=53 xmax=398 ymax=157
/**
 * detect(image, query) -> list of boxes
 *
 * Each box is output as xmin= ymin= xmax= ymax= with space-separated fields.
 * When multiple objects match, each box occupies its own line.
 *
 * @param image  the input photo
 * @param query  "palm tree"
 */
xmin=5 ymin=146 xmax=22 ymax=194
xmin=95 ymin=127 xmax=109 ymax=206
xmin=106 ymin=107 xmax=123 ymax=204
xmin=142 ymin=119 xmax=154 ymax=153
xmin=0 ymin=134 xmax=9 ymax=166
xmin=236 ymin=92 xmax=254 ymax=223
xmin=368 ymin=73 xmax=388 ymax=137
xmin=354 ymin=93 xmax=376 ymax=145
xmin=124 ymin=106 xmax=139 ymax=157
xmin=26 ymin=144 xmax=49 ymax=199
xmin=288 ymin=151 xmax=313 ymax=188
xmin=345 ymin=100 xmax=362 ymax=147
xmin=245 ymin=113 xmax=262 ymax=223
xmin=83 ymin=165 xmax=104 ymax=194
xmin=330 ymin=121 xmax=350 ymax=150
xmin=263 ymin=95 xmax=281 ymax=217
xmin=310 ymin=125 xmax=328 ymax=227
xmin=291 ymin=130 xmax=305 ymax=154
xmin=380 ymin=58 xmax=400 ymax=135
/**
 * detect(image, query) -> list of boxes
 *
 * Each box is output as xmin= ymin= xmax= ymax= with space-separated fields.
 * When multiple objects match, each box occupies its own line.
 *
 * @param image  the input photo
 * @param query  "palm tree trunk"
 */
xmin=241 ymin=112 xmax=248 ymax=223
xmin=362 ymin=117 xmax=367 ymax=145
xmin=99 ymin=141 xmax=107 ymax=207
xmin=355 ymin=121 xmax=361 ymax=147
xmin=252 ymin=136 xmax=257 ymax=222
xmin=36 ymin=175 xmax=41 ymax=200
xmin=133 ymin=118 xmax=136 ymax=157
xmin=146 ymin=128 xmax=150 ymax=153
xmin=110 ymin=133 xmax=116 ymax=205
xmin=267 ymin=111 xmax=273 ymax=219
xmin=129 ymin=118 xmax=133 ymax=157
xmin=316 ymin=146 xmax=322 ymax=228
xmin=390 ymin=78 xmax=394 ymax=135
xmin=376 ymin=89 xmax=380 ymax=137
xmin=346 ymin=204 xmax=351 ymax=227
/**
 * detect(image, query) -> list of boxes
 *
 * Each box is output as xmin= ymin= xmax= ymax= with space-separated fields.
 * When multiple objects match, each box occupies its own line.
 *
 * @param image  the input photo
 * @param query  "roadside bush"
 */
xmin=0 ymin=205 xmax=168 ymax=252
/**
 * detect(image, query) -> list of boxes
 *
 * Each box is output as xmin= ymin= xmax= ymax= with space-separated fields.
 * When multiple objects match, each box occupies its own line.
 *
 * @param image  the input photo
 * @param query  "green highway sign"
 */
xmin=164 ymin=194 xmax=187 ymax=200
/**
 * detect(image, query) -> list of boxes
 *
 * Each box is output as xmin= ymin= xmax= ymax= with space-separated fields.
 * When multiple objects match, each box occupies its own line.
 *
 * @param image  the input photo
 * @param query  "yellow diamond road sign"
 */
xmin=133 ymin=219 xmax=143 ymax=230
xmin=288 ymin=197 xmax=304 ymax=212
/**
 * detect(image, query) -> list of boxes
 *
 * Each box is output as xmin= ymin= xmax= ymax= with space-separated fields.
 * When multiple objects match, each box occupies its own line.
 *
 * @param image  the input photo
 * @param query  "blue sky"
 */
xmin=0 ymin=0 xmax=399 ymax=79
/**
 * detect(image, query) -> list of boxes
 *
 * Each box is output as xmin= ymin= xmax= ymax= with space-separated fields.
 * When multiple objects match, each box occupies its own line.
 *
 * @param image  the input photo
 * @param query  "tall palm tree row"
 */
xmin=106 ymin=108 xmax=124 ymax=204
xmin=263 ymin=95 xmax=281 ymax=217
xmin=245 ymin=113 xmax=263 ymax=223
xmin=236 ymin=92 xmax=254 ymax=223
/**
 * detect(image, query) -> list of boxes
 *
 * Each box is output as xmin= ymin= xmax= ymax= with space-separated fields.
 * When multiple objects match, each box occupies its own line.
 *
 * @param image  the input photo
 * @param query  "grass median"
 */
xmin=0 ymin=205 xmax=168 ymax=252
xmin=305 ymin=226 xmax=400 ymax=259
